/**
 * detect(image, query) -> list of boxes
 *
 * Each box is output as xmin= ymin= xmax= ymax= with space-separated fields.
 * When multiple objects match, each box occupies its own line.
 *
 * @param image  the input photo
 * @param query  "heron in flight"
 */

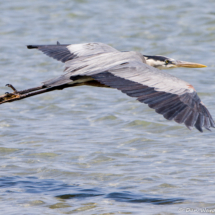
xmin=0 ymin=42 xmax=213 ymax=132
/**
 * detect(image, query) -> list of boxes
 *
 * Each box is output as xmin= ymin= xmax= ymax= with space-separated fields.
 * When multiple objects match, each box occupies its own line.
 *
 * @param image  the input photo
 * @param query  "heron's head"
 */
xmin=143 ymin=55 xmax=207 ymax=70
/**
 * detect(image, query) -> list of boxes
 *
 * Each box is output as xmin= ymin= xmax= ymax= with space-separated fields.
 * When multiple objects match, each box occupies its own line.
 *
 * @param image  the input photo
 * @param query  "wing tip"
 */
xmin=27 ymin=45 xmax=39 ymax=49
xmin=194 ymin=125 xmax=203 ymax=132
xmin=27 ymin=41 xmax=61 ymax=49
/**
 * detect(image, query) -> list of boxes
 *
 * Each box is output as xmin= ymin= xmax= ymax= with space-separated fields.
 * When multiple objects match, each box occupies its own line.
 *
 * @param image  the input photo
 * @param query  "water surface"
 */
xmin=1 ymin=0 xmax=215 ymax=214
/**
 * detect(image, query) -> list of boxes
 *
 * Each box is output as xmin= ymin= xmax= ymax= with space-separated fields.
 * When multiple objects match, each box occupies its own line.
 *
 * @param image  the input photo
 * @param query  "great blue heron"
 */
xmin=0 ymin=42 xmax=213 ymax=132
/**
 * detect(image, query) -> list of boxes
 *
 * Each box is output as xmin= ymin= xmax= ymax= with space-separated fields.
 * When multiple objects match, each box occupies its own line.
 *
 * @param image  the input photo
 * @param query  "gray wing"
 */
xmin=42 ymin=51 xmax=214 ymax=132
xmin=90 ymin=67 xmax=215 ymax=132
xmin=27 ymin=42 xmax=119 ymax=63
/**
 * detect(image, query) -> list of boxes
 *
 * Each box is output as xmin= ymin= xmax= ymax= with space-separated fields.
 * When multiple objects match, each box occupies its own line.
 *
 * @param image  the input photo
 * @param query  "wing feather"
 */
xmin=174 ymin=107 xmax=192 ymax=124
xmin=185 ymin=111 xmax=199 ymax=128
xmin=148 ymin=95 xmax=179 ymax=109
xmin=163 ymin=104 xmax=187 ymax=120
xmin=195 ymin=114 xmax=204 ymax=132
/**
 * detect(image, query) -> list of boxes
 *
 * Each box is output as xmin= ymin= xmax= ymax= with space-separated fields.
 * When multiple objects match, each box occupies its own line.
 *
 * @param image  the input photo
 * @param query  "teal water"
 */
xmin=0 ymin=0 xmax=215 ymax=214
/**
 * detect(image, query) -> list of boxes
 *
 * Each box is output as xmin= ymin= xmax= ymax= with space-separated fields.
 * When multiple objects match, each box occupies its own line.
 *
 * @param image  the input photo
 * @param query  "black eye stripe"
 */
xmin=144 ymin=55 xmax=167 ymax=61
xmin=143 ymin=55 xmax=174 ymax=66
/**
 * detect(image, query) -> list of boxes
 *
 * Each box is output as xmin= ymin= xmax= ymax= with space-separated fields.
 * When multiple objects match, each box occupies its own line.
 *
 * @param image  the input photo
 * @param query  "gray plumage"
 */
xmin=26 ymin=42 xmax=214 ymax=132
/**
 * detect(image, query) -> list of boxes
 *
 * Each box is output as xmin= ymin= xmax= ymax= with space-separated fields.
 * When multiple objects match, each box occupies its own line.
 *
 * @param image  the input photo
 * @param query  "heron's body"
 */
xmin=0 ymin=42 xmax=213 ymax=132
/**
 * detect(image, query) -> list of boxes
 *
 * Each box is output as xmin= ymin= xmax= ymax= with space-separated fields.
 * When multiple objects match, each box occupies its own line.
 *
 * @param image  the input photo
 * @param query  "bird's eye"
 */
xmin=165 ymin=60 xmax=169 ymax=65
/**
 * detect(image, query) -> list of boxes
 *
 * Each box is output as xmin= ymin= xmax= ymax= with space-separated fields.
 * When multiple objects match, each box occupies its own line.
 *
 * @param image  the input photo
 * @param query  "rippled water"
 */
xmin=1 ymin=0 xmax=215 ymax=214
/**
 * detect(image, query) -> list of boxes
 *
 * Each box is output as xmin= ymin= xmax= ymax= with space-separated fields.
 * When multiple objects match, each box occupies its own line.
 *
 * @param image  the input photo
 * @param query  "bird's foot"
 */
xmin=0 ymin=85 xmax=21 ymax=104
xmin=5 ymin=84 xmax=18 ymax=93
xmin=0 ymin=92 xmax=21 ymax=104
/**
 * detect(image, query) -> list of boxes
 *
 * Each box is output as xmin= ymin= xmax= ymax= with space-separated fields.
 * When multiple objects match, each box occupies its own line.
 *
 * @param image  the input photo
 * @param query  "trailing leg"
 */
xmin=0 ymin=84 xmax=72 ymax=105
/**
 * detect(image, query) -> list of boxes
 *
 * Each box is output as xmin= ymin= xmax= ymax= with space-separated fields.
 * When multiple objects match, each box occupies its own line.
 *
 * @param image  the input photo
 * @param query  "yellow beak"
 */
xmin=175 ymin=60 xmax=207 ymax=68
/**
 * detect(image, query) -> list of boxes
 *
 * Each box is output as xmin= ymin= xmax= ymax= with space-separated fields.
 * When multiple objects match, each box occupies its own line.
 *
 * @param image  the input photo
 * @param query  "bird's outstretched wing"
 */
xmin=91 ymin=67 xmax=214 ymax=132
xmin=27 ymin=42 xmax=119 ymax=63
